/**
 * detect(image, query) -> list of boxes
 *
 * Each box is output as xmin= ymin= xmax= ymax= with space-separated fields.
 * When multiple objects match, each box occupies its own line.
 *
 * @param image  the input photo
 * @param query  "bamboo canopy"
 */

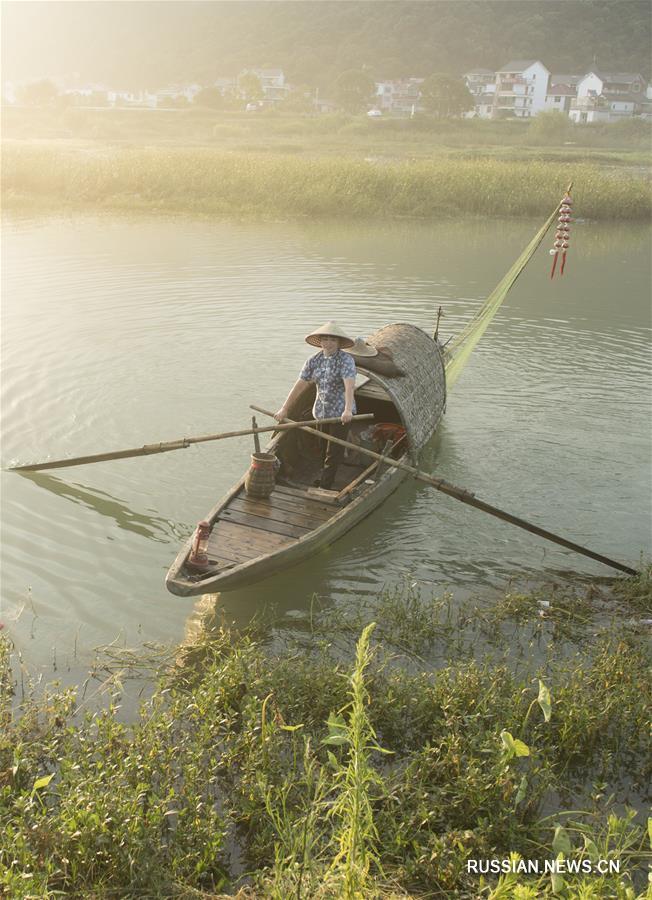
xmin=358 ymin=323 xmax=447 ymax=460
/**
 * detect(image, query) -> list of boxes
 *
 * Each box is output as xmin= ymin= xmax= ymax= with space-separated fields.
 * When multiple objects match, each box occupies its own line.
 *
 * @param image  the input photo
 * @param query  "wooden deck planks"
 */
xmin=229 ymin=496 xmax=328 ymax=530
xmin=219 ymin=507 xmax=311 ymax=539
xmin=263 ymin=489 xmax=333 ymax=518
xmin=207 ymin=520 xmax=291 ymax=562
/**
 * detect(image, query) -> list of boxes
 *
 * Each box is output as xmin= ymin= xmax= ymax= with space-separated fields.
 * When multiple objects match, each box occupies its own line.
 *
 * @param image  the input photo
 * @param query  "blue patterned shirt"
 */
xmin=299 ymin=350 xmax=357 ymax=419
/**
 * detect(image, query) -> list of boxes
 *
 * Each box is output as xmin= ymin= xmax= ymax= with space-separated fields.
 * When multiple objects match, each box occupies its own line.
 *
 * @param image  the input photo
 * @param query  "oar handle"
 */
xmin=9 ymin=413 xmax=376 ymax=472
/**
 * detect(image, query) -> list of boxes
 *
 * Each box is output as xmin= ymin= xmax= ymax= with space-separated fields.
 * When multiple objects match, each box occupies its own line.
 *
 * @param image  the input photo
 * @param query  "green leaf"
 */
xmin=326 ymin=712 xmax=346 ymax=732
xmin=583 ymin=835 xmax=599 ymax=862
xmin=323 ymin=711 xmax=348 ymax=745
xmin=515 ymin=774 xmax=528 ymax=806
xmin=502 ymin=731 xmax=530 ymax=758
xmin=280 ymin=724 xmax=304 ymax=732
xmin=322 ymin=733 xmax=348 ymax=746
xmin=648 ymin=816 xmax=652 ymax=850
xmin=537 ymin=679 xmax=552 ymax=722
xmin=552 ymin=824 xmax=571 ymax=856
xmin=326 ymin=750 xmax=340 ymax=771
xmin=501 ymin=730 xmax=516 ymax=756
xmin=33 ymin=774 xmax=54 ymax=791
xmin=550 ymin=866 xmax=565 ymax=895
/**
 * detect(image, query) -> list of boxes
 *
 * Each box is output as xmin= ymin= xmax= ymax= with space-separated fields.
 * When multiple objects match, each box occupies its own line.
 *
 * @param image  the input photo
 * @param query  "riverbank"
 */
xmin=3 ymin=142 xmax=651 ymax=222
xmin=1 ymin=569 xmax=650 ymax=898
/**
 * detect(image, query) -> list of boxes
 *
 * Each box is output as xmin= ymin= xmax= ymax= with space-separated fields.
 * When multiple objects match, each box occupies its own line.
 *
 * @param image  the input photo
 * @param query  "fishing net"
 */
xmin=443 ymin=204 xmax=560 ymax=388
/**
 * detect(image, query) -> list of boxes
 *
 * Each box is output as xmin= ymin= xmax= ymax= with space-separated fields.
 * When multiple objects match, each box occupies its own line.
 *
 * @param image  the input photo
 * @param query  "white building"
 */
xmin=492 ymin=60 xmax=549 ymax=118
xmin=374 ymin=78 xmax=424 ymax=115
xmin=106 ymin=89 xmax=158 ymax=108
xmin=63 ymin=84 xmax=110 ymax=106
xmin=569 ymin=71 xmax=646 ymax=122
xmin=544 ymin=75 xmax=580 ymax=114
xmin=463 ymin=69 xmax=496 ymax=118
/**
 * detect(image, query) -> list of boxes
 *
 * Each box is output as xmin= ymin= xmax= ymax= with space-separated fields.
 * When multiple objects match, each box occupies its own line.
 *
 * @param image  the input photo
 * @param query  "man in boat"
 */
xmin=274 ymin=321 xmax=356 ymax=490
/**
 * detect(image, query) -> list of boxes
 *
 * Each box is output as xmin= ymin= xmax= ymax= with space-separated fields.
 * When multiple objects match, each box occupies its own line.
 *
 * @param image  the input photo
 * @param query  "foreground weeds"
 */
xmin=1 ymin=571 xmax=651 ymax=898
xmin=3 ymin=143 xmax=650 ymax=221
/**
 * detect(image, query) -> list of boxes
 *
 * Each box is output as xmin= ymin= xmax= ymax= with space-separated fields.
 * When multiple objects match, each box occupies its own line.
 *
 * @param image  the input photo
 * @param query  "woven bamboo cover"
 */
xmin=360 ymin=323 xmax=446 ymax=459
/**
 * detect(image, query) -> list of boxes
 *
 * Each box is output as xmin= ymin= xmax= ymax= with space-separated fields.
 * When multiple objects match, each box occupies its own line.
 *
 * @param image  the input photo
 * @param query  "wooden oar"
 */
xmin=251 ymin=404 xmax=638 ymax=577
xmin=9 ymin=414 xmax=374 ymax=473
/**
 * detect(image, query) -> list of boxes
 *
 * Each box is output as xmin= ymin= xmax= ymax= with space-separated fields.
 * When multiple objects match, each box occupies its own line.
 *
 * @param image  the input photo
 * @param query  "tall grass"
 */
xmin=3 ymin=143 xmax=650 ymax=220
xmin=326 ymin=623 xmax=385 ymax=897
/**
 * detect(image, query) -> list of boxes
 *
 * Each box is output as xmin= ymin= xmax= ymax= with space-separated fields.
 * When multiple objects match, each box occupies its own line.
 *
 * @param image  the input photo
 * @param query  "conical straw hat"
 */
xmin=305 ymin=320 xmax=354 ymax=349
xmin=349 ymin=337 xmax=378 ymax=358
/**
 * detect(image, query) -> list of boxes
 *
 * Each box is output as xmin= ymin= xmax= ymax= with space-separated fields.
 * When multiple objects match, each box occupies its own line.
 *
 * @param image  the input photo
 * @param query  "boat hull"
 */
xmin=166 ymin=461 xmax=407 ymax=596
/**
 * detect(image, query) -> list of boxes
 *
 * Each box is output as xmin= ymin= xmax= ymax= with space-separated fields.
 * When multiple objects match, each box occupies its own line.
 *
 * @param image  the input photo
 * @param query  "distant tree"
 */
xmin=421 ymin=74 xmax=473 ymax=117
xmin=333 ymin=69 xmax=375 ymax=113
xmin=194 ymin=87 xmax=224 ymax=109
xmin=281 ymin=86 xmax=315 ymax=114
xmin=168 ymin=95 xmax=190 ymax=108
xmin=239 ymin=72 xmax=264 ymax=102
xmin=17 ymin=79 xmax=59 ymax=107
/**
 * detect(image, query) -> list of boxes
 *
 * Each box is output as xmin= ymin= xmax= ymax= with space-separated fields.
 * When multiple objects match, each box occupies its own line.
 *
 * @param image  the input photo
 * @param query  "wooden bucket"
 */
xmin=245 ymin=452 xmax=277 ymax=498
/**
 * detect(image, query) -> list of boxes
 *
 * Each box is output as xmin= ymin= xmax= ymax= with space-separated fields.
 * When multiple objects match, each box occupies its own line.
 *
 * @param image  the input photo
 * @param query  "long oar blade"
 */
xmin=9 ymin=414 xmax=374 ymax=473
xmin=251 ymin=404 xmax=638 ymax=577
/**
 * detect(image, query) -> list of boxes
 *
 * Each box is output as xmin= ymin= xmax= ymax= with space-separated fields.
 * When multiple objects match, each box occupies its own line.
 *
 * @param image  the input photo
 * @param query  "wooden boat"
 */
xmin=166 ymin=324 xmax=446 ymax=596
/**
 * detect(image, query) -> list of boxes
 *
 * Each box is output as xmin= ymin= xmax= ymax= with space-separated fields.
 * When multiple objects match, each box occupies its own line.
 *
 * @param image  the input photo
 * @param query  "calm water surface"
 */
xmin=1 ymin=213 xmax=650 ymax=686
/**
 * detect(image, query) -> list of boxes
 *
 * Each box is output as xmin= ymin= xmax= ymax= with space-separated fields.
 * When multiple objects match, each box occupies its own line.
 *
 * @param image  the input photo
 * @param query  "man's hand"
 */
xmin=274 ymin=407 xmax=289 ymax=422
xmin=341 ymin=409 xmax=353 ymax=425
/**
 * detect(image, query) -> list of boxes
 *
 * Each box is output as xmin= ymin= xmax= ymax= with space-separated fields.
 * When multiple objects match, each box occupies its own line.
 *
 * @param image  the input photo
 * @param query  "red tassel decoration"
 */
xmin=548 ymin=189 xmax=573 ymax=280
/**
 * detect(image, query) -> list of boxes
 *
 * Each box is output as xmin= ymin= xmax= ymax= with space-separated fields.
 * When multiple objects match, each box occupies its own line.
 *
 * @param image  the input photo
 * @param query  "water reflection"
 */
xmin=16 ymin=471 xmax=182 ymax=543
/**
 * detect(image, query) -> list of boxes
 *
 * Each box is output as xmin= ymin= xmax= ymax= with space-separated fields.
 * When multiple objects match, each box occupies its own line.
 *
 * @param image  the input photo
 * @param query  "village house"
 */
xmin=213 ymin=76 xmax=237 ymax=96
xmin=569 ymin=71 xmax=647 ymax=123
xmin=62 ymin=84 xmax=110 ymax=106
xmin=491 ymin=60 xmax=550 ymax=118
xmin=544 ymin=74 xmax=580 ymax=114
xmin=106 ymin=89 xmax=157 ymax=108
xmin=463 ymin=68 xmax=496 ymax=118
xmin=374 ymin=78 xmax=425 ymax=115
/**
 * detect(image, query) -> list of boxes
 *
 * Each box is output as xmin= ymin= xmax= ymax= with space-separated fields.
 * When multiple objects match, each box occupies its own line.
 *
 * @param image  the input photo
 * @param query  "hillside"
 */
xmin=2 ymin=0 xmax=650 ymax=90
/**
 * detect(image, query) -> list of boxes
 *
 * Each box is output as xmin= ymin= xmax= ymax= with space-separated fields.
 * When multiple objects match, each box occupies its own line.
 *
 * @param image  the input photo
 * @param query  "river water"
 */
xmin=1 ymin=212 xmax=650 ymax=688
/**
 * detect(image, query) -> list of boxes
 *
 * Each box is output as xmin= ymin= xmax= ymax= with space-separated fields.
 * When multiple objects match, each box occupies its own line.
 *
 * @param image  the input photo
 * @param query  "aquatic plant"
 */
xmin=3 ymin=143 xmax=650 ymax=221
xmin=1 ymin=573 xmax=650 ymax=898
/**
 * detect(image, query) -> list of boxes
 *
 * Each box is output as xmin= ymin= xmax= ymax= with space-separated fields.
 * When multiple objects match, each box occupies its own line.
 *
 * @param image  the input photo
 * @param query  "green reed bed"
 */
xmin=1 ymin=569 xmax=650 ymax=899
xmin=3 ymin=144 xmax=650 ymax=221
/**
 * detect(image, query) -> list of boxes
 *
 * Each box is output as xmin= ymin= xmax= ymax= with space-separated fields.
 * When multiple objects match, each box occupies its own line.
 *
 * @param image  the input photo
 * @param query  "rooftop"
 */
xmin=550 ymin=74 xmax=582 ymax=85
xmin=548 ymin=84 xmax=577 ymax=96
xmin=497 ymin=60 xmax=548 ymax=73
xmin=584 ymin=71 xmax=644 ymax=83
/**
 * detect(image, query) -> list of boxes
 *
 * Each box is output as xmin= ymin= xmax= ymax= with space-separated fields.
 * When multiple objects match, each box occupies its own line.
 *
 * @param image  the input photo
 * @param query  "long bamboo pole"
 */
xmin=251 ymin=404 xmax=638 ymax=577
xmin=9 ymin=414 xmax=374 ymax=473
